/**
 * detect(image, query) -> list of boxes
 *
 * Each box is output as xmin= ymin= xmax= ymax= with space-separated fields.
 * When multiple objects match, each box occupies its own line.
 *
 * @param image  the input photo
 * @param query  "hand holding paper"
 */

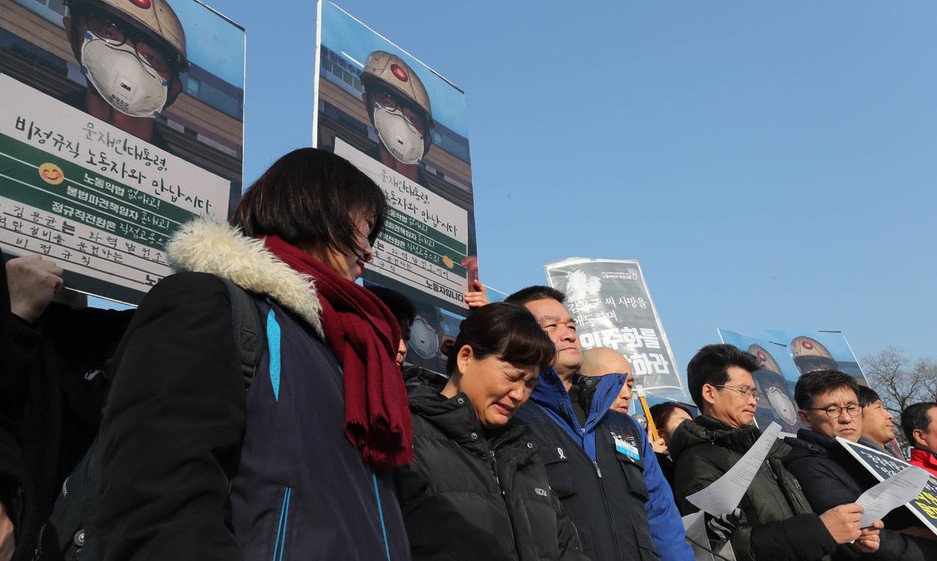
xmin=855 ymin=466 xmax=931 ymax=528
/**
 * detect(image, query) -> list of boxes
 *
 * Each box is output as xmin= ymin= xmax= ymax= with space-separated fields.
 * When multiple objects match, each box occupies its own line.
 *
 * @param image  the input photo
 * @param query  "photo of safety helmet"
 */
xmin=361 ymin=50 xmax=434 ymax=164
xmin=790 ymin=336 xmax=838 ymax=375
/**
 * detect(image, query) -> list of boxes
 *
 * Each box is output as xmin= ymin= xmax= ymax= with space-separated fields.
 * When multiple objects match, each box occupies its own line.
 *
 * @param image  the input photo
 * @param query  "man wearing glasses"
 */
xmin=62 ymin=0 xmax=188 ymax=146
xmin=670 ymin=345 xmax=878 ymax=561
xmin=785 ymin=370 xmax=937 ymax=560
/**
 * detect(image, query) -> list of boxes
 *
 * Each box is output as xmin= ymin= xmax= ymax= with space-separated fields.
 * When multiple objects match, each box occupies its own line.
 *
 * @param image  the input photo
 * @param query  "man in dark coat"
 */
xmin=670 ymin=344 xmax=876 ymax=561
xmin=784 ymin=370 xmax=937 ymax=560
xmin=505 ymin=286 xmax=692 ymax=561
xmin=0 ymin=255 xmax=37 ymax=561
xmin=856 ymin=385 xmax=901 ymax=459
xmin=2 ymin=255 xmax=132 ymax=525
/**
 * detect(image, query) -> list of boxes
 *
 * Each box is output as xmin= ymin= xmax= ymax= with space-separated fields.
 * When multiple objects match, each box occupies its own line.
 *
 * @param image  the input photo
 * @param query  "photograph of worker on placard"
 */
xmin=313 ymin=1 xmax=478 ymax=318
xmin=0 ymin=0 xmax=245 ymax=303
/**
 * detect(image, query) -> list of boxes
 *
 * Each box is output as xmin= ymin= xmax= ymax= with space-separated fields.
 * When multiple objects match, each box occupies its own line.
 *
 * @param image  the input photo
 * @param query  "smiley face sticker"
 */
xmin=38 ymin=163 xmax=64 ymax=185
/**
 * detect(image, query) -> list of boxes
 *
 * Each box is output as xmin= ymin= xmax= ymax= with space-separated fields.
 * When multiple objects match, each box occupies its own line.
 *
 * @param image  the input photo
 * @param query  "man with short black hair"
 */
xmin=856 ymin=385 xmax=900 ymax=458
xmin=785 ymin=370 xmax=935 ymax=560
xmin=902 ymin=402 xmax=937 ymax=478
xmin=507 ymin=286 xmax=692 ymax=561
xmin=670 ymin=345 xmax=874 ymax=561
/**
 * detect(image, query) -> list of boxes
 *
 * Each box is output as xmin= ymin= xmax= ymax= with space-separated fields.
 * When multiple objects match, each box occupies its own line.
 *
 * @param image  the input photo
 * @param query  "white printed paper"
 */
xmin=686 ymin=422 xmax=782 ymax=516
xmin=855 ymin=465 xmax=931 ymax=528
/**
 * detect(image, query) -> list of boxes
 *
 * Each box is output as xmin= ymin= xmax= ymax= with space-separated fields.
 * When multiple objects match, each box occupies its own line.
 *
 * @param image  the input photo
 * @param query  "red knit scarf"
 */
xmin=263 ymin=236 xmax=413 ymax=470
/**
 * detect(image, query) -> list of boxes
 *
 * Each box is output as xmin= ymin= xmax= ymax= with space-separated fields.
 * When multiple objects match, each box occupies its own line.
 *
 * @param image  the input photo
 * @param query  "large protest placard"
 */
xmin=0 ymin=0 xmax=245 ymax=304
xmin=545 ymin=258 xmax=685 ymax=399
xmin=719 ymin=330 xmax=805 ymax=433
xmin=839 ymin=438 xmax=937 ymax=536
xmin=314 ymin=1 xmax=477 ymax=374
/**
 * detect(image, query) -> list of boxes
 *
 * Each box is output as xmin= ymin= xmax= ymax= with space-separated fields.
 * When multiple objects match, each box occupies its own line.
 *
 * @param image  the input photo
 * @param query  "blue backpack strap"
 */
xmin=221 ymin=278 xmax=266 ymax=389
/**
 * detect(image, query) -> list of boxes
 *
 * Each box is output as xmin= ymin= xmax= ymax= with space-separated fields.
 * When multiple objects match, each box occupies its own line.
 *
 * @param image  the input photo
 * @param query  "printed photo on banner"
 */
xmin=718 ymin=329 xmax=805 ymax=433
xmin=544 ymin=258 xmax=686 ymax=400
xmin=313 ymin=1 xmax=478 ymax=375
xmin=760 ymin=329 xmax=867 ymax=381
xmin=0 ymin=0 xmax=245 ymax=304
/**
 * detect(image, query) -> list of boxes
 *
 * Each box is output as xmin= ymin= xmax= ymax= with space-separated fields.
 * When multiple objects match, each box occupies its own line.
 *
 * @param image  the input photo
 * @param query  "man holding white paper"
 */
xmin=784 ymin=370 xmax=936 ymax=560
xmin=670 ymin=345 xmax=878 ymax=561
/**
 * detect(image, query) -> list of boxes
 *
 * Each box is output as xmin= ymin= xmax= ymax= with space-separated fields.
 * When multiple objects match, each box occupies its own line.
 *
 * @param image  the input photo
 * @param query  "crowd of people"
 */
xmin=1 ymin=147 xmax=936 ymax=561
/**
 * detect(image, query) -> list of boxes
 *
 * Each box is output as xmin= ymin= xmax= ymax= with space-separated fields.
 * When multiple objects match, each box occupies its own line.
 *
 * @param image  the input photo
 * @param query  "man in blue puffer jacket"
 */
xmin=507 ymin=286 xmax=693 ymax=561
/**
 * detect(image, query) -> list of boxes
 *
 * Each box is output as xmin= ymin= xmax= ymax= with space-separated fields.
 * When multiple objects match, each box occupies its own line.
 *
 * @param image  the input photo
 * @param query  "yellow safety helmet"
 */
xmin=68 ymin=0 xmax=188 ymax=71
xmin=361 ymin=50 xmax=433 ymax=128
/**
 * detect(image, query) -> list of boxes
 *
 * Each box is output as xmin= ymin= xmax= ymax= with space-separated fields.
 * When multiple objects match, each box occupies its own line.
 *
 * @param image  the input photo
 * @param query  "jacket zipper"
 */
xmin=371 ymin=471 xmax=392 ymax=561
xmin=272 ymin=486 xmax=292 ymax=561
xmin=489 ymin=449 xmax=504 ymax=493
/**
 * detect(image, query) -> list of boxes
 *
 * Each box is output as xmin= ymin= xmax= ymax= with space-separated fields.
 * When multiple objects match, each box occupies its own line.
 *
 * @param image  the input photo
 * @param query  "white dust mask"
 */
xmin=81 ymin=31 xmax=168 ymax=118
xmin=372 ymin=102 xmax=424 ymax=165
xmin=766 ymin=387 xmax=798 ymax=425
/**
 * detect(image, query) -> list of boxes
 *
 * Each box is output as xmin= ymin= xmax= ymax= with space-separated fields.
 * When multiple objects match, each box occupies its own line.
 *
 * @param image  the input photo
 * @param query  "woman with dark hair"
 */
xmin=395 ymin=303 xmax=589 ymax=561
xmin=94 ymin=148 xmax=412 ymax=561
xmin=649 ymin=401 xmax=694 ymax=487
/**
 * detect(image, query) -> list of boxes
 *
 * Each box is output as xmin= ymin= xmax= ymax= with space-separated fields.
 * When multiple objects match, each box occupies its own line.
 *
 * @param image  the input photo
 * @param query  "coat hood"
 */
xmin=167 ymin=218 xmax=323 ymax=337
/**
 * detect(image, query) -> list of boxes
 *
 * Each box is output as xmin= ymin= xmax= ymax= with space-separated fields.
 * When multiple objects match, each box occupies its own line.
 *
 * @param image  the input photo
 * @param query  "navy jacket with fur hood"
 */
xmin=93 ymin=220 xmax=410 ymax=561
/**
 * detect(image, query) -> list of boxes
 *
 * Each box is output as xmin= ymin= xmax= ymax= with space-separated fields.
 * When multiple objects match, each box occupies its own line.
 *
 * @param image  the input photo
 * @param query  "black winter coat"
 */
xmin=2 ymin=303 xmax=131 ymax=519
xmin=669 ymin=416 xmax=837 ymax=561
xmin=783 ymin=429 xmax=937 ymax=561
xmin=395 ymin=384 xmax=588 ymax=561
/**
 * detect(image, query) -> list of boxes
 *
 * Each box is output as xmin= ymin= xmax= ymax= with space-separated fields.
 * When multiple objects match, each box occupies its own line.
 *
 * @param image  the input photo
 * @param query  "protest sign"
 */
xmin=545 ymin=258 xmax=685 ymax=399
xmin=0 ymin=0 xmax=245 ymax=304
xmin=313 ymin=1 xmax=477 ymax=374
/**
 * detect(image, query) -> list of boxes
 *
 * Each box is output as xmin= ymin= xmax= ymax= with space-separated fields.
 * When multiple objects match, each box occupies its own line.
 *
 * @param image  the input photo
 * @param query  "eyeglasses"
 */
xmin=712 ymin=384 xmax=761 ymax=401
xmin=81 ymin=11 xmax=176 ymax=73
xmin=805 ymin=403 xmax=862 ymax=419
xmin=369 ymin=87 xmax=428 ymax=134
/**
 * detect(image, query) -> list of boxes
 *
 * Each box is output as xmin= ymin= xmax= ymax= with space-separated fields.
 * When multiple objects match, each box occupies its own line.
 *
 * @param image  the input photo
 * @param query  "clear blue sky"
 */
xmin=209 ymin=0 xmax=937 ymax=376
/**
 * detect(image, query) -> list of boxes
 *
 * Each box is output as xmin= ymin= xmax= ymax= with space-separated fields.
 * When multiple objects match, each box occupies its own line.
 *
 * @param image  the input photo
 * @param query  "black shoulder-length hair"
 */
xmin=446 ymin=302 xmax=556 ymax=376
xmin=230 ymin=148 xmax=387 ymax=255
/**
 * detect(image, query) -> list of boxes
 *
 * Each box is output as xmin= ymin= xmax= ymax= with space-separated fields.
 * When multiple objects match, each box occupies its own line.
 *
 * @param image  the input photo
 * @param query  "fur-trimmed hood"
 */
xmin=167 ymin=218 xmax=323 ymax=337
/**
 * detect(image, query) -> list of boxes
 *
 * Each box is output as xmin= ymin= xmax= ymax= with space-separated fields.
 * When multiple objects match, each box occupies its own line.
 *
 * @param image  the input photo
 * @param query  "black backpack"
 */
xmin=30 ymin=279 xmax=265 ymax=561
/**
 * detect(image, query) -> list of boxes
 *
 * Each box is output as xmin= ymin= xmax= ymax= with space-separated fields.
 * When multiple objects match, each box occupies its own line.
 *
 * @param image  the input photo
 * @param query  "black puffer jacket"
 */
xmin=395 ymin=384 xmax=588 ymax=561
xmin=783 ymin=429 xmax=937 ymax=561
xmin=669 ymin=416 xmax=836 ymax=561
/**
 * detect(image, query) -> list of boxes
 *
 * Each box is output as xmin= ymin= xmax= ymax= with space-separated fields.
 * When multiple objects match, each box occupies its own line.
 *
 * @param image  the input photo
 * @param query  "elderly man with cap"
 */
xmin=63 ymin=0 xmax=188 ymax=146
xmin=506 ymin=286 xmax=693 ymax=561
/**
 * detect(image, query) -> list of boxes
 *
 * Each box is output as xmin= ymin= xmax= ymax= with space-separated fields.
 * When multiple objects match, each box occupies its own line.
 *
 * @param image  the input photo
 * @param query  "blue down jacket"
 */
xmin=513 ymin=369 xmax=693 ymax=561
